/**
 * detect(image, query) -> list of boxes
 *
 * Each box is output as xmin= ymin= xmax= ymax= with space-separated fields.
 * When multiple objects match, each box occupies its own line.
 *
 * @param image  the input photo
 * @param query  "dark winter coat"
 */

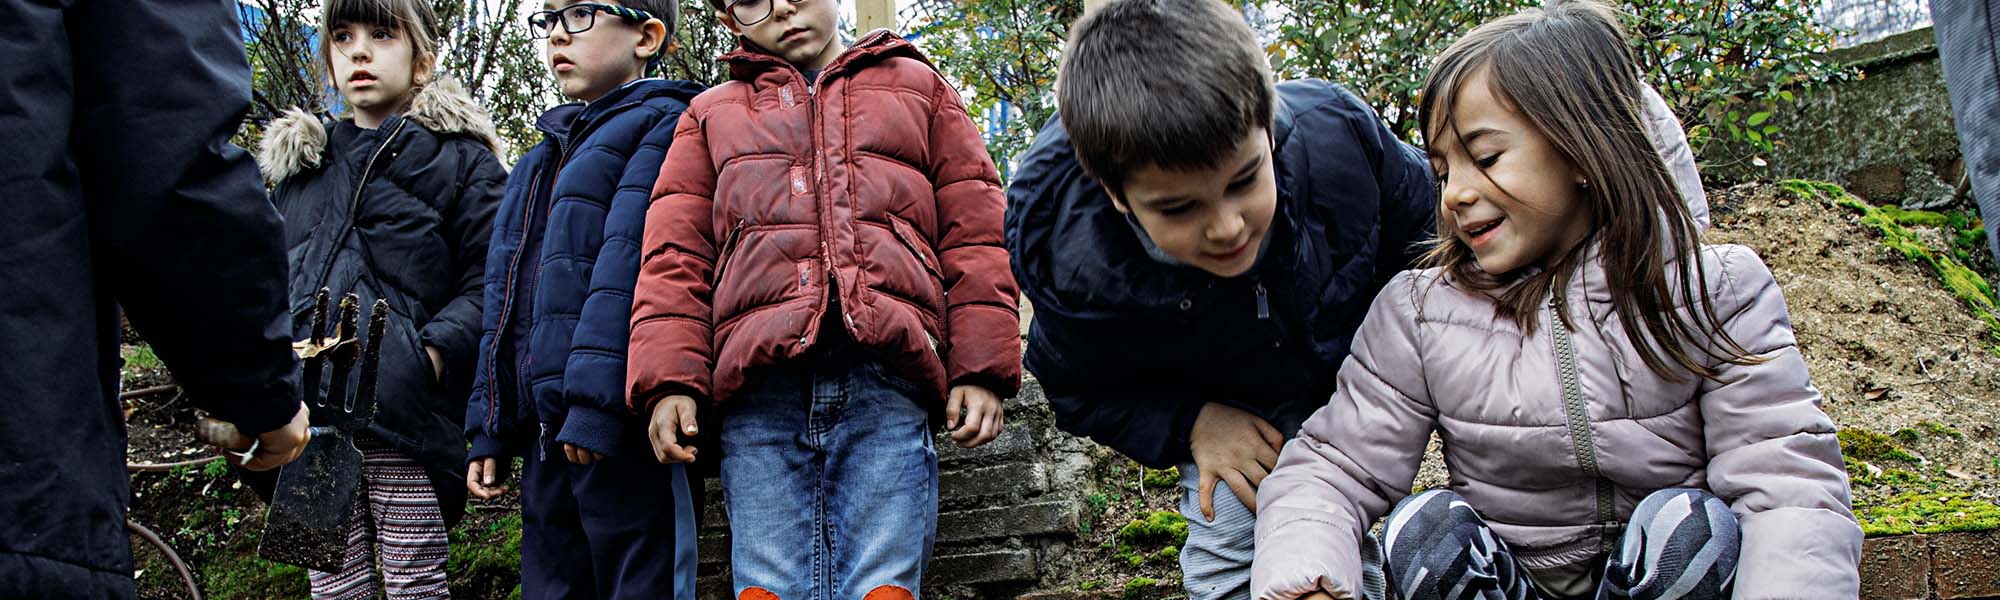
xmin=627 ymin=33 xmax=1022 ymax=413
xmin=1005 ymin=80 xmax=1437 ymax=468
xmin=0 ymin=1 xmax=302 ymax=596
xmin=465 ymin=78 xmax=708 ymax=460
xmin=261 ymin=79 xmax=507 ymax=520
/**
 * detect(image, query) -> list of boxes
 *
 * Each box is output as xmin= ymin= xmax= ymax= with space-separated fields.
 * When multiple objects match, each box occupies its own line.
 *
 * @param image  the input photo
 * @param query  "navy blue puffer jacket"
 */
xmin=466 ymin=78 xmax=707 ymax=460
xmin=1005 ymin=80 xmax=1436 ymax=468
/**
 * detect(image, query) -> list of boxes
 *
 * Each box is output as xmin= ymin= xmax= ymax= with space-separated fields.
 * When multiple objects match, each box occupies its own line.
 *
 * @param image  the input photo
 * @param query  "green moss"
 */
xmin=448 ymin=512 xmax=524 ymax=600
xmin=1879 ymin=205 xmax=1953 ymax=228
xmin=1857 ymin=491 xmax=2000 ymax=536
xmin=1841 ymin=429 xmax=1920 ymax=463
xmin=1923 ymin=421 xmax=1966 ymax=439
xmin=121 ymin=344 xmax=163 ymax=374
xmin=1896 ymin=421 xmax=1965 ymax=443
xmin=1117 ymin=510 xmax=1189 ymax=548
xmin=1142 ymin=467 xmax=1181 ymax=488
xmin=1114 ymin=510 xmax=1189 ymax=567
xmin=1785 ymin=180 xmax=2000 ymax=350
xmin=1123 ymin=577 xmax=1160 ymax=599
xmin=199 ymin=553 xmax=308 ymax=600
xmin=1080 ymin=579 xmax=1105 ymax=591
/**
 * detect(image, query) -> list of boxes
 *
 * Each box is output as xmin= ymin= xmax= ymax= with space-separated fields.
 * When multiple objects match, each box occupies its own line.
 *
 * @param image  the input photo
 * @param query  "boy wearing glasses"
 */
xmin=625 ymin=0 xmax=1020 ymax=598
xmin=462 ymin=0 xmax=706 ymax=597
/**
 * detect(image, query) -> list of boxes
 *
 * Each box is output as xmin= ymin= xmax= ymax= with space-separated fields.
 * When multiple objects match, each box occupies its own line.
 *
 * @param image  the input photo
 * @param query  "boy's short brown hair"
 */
xmin=1057 ymin=0 xmax=1275 ymax=196
xmin=620 ymin=0 xmax=681 ymax=42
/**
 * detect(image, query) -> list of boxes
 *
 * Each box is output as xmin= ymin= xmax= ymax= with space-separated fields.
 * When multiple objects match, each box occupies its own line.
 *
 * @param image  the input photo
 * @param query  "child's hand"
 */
xmin=648 ymin=395 xmax=700 ymax=464
xmin=467 ymin=457 xmax=510 ymax=499
xmin=945 ymin=385 xmax=1005 ymax=448
xmin=1301 ymin=591 xmax=1348 ymax=600
xmin=1188 ymin=402 xmax=1285 ymax=522
xmin=562 ymin=444 xmax=604 ymax=465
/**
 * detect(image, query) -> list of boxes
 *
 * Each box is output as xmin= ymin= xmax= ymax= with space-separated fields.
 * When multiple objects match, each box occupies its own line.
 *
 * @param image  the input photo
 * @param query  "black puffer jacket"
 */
xmin=259 ymin=79 xmax=505 ymax=521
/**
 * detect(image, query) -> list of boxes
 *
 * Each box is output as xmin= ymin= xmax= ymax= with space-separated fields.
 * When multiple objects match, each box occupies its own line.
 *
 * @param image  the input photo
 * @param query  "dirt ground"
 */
xmin=1705 ymin=183 xmax=2000 ymax=516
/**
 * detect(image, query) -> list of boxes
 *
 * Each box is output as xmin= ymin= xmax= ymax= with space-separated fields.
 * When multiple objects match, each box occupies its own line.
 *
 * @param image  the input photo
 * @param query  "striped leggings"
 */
xmin=1379 ymin=489 xmax=1738 ymax=600
xmin=307 ymin=444 xmax=452 ymax=600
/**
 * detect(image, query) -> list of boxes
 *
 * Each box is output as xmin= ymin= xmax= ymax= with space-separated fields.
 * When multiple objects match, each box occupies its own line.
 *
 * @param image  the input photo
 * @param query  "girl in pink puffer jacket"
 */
xmin=1250 ymin=3 xmax=1861 ymax=600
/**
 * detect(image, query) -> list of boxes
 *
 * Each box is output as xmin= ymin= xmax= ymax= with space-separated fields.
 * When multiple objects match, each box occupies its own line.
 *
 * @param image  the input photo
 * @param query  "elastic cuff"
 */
xmin=202 ymin=377 xmax=302 ymax=436
xmin=554 ymin=404 xmax=626 ymax=458
xmin=468 ymin=433 xmax=509 ymax=463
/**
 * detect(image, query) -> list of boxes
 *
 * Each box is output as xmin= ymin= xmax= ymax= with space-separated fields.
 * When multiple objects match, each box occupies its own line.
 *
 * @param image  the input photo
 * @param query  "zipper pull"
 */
xmin=1254 ymin=283 xmax=1270 ymax=320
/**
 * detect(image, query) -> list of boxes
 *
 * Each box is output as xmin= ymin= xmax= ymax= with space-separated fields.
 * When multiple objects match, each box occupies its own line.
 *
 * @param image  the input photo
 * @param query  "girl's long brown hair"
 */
xmin=1416 ymin=0 xmax=1761 ymax=381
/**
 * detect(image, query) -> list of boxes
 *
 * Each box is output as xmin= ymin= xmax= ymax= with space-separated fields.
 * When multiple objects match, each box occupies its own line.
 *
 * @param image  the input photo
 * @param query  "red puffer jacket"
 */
xmin=628 ymin=32 xmax=1021 ymax=411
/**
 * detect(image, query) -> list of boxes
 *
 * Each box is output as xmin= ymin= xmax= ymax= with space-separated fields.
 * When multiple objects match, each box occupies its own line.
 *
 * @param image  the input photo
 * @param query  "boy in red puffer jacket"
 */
xmin=626 ymin=1 xmax=1021 ymax=598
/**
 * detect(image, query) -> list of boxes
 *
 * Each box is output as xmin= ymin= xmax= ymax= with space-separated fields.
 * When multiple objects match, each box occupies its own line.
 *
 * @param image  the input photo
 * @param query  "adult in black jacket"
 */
xmin=0 ymin=0 xmax=308 ymax=596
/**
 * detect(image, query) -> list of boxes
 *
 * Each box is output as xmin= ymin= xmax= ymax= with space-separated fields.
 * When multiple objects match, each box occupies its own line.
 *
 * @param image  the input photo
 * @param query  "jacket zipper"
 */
xmin=805 ymin=68 xmax=836 ymax=347
xmin=479 ymin=99 xmax=639 ymax=430
xmin=713 ymin=219 xmax=750 ymax=284
xmin=1548 ymin=293 xmax=1620 ymax=550
xmin=312 ymin=118 xmax=411 ymax=294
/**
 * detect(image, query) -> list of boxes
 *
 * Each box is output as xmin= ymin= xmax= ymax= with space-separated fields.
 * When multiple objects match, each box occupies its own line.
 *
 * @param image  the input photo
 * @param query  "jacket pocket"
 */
xmin=886 ymin=215 xmax=943 ymax=283
xmin=711 ymin=219 xmax=750 ymax=287
xmin=885 ymin=216 xmax=947 ymax=358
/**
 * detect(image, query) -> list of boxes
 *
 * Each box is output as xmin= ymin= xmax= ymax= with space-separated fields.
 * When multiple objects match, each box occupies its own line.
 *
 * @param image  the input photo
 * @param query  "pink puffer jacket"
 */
xmin=1251 ymin=244 xmax=1861 ymax=599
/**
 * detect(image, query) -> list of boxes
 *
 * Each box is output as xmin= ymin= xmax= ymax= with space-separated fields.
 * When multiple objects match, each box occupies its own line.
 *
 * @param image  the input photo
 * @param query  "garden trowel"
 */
xmin=198 ymin=289 xmax=389 ymax=571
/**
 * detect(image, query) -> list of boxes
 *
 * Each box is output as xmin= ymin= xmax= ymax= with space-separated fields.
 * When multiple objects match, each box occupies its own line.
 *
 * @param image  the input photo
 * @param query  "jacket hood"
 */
xmin=258 ymin=77 xmax=506 ymax=183
xmin=721 ymin=29 xmax=927 ymax=83
xmin=532 ymin=77 xmax=709 ymax=141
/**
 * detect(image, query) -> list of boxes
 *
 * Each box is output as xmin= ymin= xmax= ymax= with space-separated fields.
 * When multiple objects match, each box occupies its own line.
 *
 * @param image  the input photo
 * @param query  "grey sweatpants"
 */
xmin=1933 ymin=0 xmax=2000 ymax=262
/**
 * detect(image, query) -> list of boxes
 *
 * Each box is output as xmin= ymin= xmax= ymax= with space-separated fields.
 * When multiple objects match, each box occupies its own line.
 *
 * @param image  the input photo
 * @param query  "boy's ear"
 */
xmin=1100 ymin=182 xmax=1131 ymax=214
xmin=636 ymin=18 xmax=668 ymax=63
xmin=717 ymin=10 xmax=744 ymax=35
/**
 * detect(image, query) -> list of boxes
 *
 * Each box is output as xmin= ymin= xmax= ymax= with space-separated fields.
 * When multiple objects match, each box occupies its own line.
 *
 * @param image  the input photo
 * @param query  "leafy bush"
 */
xmin=1269 ymin=0 xmax=1849 ymax=156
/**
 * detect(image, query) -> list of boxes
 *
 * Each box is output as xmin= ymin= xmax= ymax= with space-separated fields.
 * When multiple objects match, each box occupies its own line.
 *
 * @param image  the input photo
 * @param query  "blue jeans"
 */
xmin=720 ymin=359 xmax=938 ymax=600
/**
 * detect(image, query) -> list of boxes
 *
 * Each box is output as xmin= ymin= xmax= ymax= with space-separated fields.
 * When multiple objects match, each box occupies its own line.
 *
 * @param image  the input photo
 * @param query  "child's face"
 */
xmin=719 ymin=0 xmax=843 ymax=71
xmin=1111 ymin=129 xmax=1278 ymax=278
xmin=327 ymin=21 xmax=419 ymax=116
xmin=1427 ymin=69 xmax=1592 ymax=276
xmin=540 ymin=0 xmax=658 ymax=102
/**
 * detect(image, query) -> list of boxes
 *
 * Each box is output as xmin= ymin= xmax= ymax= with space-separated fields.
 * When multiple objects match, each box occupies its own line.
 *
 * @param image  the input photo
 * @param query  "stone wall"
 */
xmin=1865 ymin=531 xmax=2000 ymax=600
xmin=1701 ymin=27 xmax=1965 ymax=209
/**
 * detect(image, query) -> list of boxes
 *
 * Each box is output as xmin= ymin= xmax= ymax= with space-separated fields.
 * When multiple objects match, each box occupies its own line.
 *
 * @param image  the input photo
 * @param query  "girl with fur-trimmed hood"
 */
xmin=255 ymin=0 xmax=504 ymax=596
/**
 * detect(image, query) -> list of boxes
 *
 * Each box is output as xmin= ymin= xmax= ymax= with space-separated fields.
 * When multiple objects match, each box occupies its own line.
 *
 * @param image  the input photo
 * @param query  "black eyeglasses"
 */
xmin=723 ymin=0 xmax=807 ymax=27
xmin=526 ymin=3 xmax=654 ymax=40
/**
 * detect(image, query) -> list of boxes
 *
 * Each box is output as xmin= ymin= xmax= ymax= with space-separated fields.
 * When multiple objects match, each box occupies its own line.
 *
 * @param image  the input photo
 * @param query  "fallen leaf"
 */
xmin=1864 ymin=387 xmax=1890 ymax=401
xmin=1947 ymin=469 xmax=1977 ymax=480
xmin=292 ymin=335 xmax=356 ymax=359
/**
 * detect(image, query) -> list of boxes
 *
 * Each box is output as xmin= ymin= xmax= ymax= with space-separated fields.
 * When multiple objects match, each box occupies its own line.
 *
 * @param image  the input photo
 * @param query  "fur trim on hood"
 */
xmin=258 ymin=77 xmax=507 ymax=183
